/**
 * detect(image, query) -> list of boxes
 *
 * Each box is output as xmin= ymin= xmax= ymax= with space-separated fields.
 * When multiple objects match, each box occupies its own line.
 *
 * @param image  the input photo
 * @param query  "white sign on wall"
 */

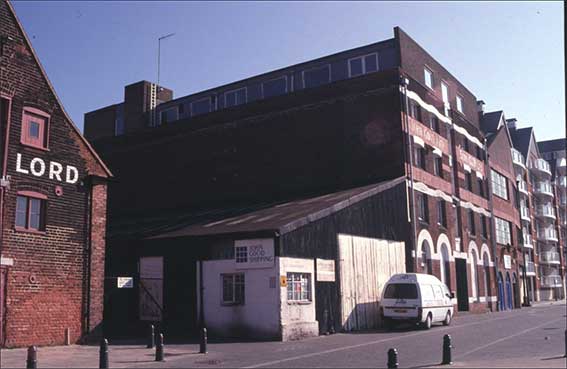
xmin=316 ymin=259 xmax=335 ymax=282
xmin=117 ymin=277 xmax=133 ymax=289
xmin=16 ymin=153 xmax=79 ymax=184
xmin=503 ymin=255 xmax=512 ymax=270
xmin=234 ymin=239 xmax=275 ymax=269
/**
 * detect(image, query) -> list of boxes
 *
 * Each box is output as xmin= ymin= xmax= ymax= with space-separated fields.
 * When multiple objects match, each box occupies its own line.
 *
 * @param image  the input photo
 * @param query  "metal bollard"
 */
xmin=26 ymin=346 xmax=37 ymax=369
xmin=564 ymin=329 xmax=566 ymax=358
xmin=199 ymin=327 xmax=208 ymax=354
xmin=147 ymin=324 xmax=155 ymax=349
xmin=99 ymin=338 xmax=109 ymax=369
xmin=387 ymin=348 xmax=398 ymax=369
xmin=442 ymin=334 xmax=453 ymax=365
xmin=155 ymin=333 xmax=164 ymax=362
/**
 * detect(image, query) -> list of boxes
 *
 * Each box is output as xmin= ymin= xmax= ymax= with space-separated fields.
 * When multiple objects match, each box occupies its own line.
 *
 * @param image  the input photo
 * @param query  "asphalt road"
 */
xmin=1 ymin=302 xmax=566 ymax=368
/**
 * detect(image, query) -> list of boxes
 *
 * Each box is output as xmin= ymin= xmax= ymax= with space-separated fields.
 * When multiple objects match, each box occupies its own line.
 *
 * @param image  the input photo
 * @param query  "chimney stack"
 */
xmin=505 ymin=118 xmax=517 ymax=130
xmin=476 ymin=100 xmax=485 ymax=113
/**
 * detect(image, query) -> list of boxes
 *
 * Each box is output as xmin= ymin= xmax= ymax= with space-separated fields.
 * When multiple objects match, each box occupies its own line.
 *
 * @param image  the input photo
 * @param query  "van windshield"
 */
xmin=384 ymin=283 xmax=418 ymax=299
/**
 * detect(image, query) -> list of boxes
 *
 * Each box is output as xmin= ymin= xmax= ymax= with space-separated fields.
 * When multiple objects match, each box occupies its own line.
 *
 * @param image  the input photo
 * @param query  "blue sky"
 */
xmin=11 ymin=1 xmax=565 ymax=141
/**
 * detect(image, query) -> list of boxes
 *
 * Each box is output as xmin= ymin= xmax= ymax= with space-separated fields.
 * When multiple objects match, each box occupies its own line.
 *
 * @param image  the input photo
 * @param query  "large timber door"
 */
xmin=455 ymin=258 xmax=469 ymax=312
xmin=0 ymin=267 xmax=6 ymax=346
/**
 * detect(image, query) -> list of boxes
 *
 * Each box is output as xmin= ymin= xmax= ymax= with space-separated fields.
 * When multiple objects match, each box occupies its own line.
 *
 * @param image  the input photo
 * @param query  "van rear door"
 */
xmin=382 ymin=283 xmax=419 ymax=319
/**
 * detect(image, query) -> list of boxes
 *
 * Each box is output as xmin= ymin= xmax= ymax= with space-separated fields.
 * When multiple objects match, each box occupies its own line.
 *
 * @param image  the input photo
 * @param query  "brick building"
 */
xmin=0 ymin=0 xmax=112 ymax=347
xmin=81 ymin=27 xmax=513 ymax=340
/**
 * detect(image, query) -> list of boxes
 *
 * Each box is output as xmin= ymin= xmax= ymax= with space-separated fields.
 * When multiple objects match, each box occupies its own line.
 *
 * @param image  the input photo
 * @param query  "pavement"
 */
xmin=1 ymin=301 xmax=566 ymax=368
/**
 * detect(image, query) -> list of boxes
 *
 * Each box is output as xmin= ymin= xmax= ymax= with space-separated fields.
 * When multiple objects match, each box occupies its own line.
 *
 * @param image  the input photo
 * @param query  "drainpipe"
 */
xmin=399 ymin=75 xmax=418 ymax=272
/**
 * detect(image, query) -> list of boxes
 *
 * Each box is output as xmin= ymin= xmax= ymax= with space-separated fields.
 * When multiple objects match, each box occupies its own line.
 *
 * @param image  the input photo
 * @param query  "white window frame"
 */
xmin=235 ymin=246 xmax=248 ymax=263
xmin=190 ymin=97 xmax=212 ymax=117
xmin=441 ymin=81 xmax=449 ymax=104
xmin=495 ymin=217 xmax=511 ymax=245
xmin=456 ymin=95 xmax=463 ymax=113
xmin=221 ymin=273 xmax=245 ymax=305
xmin=347 ymin=52 xmax=379 ymax=77
xmin=224 ymin=87 xmax=247 ymax=108
xmin=302 ymin=64 xmax=331 ymax=89
xmin=158 ymin=106 xmax=179 ymax=125
xmin=286 ymin=272 xmax=312 ymax=302
xmin=261 ymin=75 xmax=288 ymax=99
xmin=424 ymin=66 xmax=433 ymax=89
xmin=491 ymin=169 xmax=508 ymax=200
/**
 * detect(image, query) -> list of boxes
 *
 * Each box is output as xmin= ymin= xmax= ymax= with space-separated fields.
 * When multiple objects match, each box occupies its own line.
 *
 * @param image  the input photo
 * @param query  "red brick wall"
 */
xmin=0 ymin=0 xmax=109 ymax=347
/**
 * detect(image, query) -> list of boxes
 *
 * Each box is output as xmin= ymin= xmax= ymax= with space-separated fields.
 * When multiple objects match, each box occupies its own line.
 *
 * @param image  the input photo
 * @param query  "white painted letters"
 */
xmin=15 ymin=153 xmax=79 ymax=184
xmin=49 ymin=161 xmax=63 ymax=181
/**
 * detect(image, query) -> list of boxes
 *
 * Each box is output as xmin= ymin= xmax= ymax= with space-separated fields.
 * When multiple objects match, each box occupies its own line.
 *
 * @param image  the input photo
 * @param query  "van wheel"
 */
xmin=443 ymin=312 xmax=451 ymax=326
xmin=422 ymin=314 xmax=432 ymax=330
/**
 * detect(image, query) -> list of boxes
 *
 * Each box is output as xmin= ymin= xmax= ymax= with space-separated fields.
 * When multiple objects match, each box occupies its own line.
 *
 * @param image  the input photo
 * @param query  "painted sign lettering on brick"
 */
xmin=16 ymin=153 xmax=79 ymax=184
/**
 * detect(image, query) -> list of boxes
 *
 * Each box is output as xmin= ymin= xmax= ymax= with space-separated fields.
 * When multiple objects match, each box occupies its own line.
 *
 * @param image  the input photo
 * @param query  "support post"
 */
xmin=387 ymin=348 xmax=398 ymax=369
xmin=26 ymin=346 xmax=37 ymax=369
xmin=99 ymin=339 xmax=109 ymax=369
xmin=155 ymin=333 xmax=164 ymax=362
xmin=200 ymin=327 xmax=208 ymax=354
xmin=442 ymin=334 xmax=453 ymax=365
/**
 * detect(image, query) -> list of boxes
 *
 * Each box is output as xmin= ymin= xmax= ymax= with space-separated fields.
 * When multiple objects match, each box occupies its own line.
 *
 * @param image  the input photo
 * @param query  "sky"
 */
xmin=11 ymin=1 xmax=565 ymax=141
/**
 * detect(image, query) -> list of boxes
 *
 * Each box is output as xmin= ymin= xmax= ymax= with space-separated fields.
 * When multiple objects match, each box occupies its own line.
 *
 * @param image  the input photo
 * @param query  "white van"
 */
xmin=380 ymin=273 xmax=454 ymax=330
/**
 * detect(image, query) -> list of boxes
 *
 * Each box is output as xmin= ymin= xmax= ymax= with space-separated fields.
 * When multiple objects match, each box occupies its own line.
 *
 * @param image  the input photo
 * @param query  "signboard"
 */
xmin=16 ymin=153 xmax=79 ymax=184
xmin=117 ymin=277 xmax=133 ymax=289
xmin=503 ymin=255 xmax=512 ymax=270
xmin=235 ymin=239 xmax=275 ymax=269
xmin=316 ymin=259 xmax=336 ymax=282
xmin=139 ymin=257 xmax=163 ymax=321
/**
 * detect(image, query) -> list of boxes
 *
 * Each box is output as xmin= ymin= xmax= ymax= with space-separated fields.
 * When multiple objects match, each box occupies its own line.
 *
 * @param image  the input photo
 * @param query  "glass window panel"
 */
xmin=424 ymin=68 xmax=433 ymax=88
xmin=262 ymin=77 xmax=287 ymax=98
xmin=191 ymin=98 xmax=211 ymax=116
xmin=29 ymin=121 xmax=40 ymax=138
xmin=303 ymin=65 xmax=330 ymax=88
xmin=364 ymin=54 xmax=378 ymax=72
xmin=349 ymin=58 xmax=363 ymax=77
xmin=16 ymin=196 xmax=27 ymax=228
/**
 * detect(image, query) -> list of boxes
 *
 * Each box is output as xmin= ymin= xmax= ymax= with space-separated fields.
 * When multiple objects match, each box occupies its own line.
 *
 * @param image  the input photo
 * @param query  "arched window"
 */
xmin=470 ymin=250 xmax=479 ymax=301
xmin=440 ymin=244 xmax=451 ymax=290
xmin=483 ymin=252 xmax=490 ymax=301
xmin=421 ymin=241 xmax=433 ymax=275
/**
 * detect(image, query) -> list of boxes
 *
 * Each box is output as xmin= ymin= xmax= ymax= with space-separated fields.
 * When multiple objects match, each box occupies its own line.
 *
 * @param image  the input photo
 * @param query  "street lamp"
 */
xmin=157 ymin=33 xmax=175 ymax=88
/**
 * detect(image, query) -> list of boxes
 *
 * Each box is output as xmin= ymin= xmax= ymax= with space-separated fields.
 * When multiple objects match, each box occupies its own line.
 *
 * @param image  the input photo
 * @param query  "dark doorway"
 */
xmin=315 ymin=281 xmax=337 ymax=335
xmin=455 ymin=258 xmax=469 ymax=311
xmin=0 ymin=267 xmax=6 ymax=346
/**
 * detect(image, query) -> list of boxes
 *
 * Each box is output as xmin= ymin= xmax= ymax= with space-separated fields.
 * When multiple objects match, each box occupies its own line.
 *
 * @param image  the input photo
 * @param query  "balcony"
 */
xmin=517 ymin=180 xmax=529 ymax=195
xmin=526 ymin=261 xmax=536 ymax=276
xmin=540 ymin=251 xmax=561 ymax=265
xmin=557 ymin=176 xmax=566 ymax=190
xmin=520 ymin=206 xmax=531 ymax=221
xmin=532 ymin=158 xmax=552 ymax=177
xmin=537 ymin=227 xmax=558 ymax=242
xmin=511 ymin=148 xmax=526 ymax=169
xmin=540 ymin=275 xmax=562 ymax=288
xmin=557 ymin=158 xmax=566 ymax=175
xmin=533 ymin=181 xmax=554 ymax=198
xmin=535 ymin=205 xmax=556 ymax=221
xmin=522 ymin=233 xmax=533 ymax=249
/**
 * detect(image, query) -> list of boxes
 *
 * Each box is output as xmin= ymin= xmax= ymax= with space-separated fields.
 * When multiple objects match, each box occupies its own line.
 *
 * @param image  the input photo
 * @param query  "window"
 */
xmin=222 ymin=274 xmax=245 ymax=305
xmin=441 ymin=82 xmax=449 ymax=104
xmin=348 ymin=53 xmax=378 ymax=77
xmin=417 ymin=193 xmax=429 ymax=223
xmin=224 ymin=87 xmax=247 ymax=108
xmin=424 ymin=67 xmax=433 ymax=89
xmin=468 ymin=210 xmax=476 ymax=235
xmin=464 ymin=139 xmax=470 ymax=153
xmin=21 ymin=107 xmax=49 ymax=149
xmin=262 ymin=76 xmax=287 ymax=98
xmin=15 ymin=193 xmax=46 ymax=231
xmin=456 ymin=95 xmax=463 ymax=113
xmin=114 ymin=104 xmax=124 ymax=136
xmin=465 ymin=172 xmax=473 ymax=192
xmin=287 ymin=273 xmax=311 ymax=301
xmin=303 ymin=65 xmax=330 ymax=88
xmin=476 ymin=146 xmax=483 ymax=161
xmin=408 ymin=100 xmax=422 ymax=122
xmin=235 ymin=246 xmax=248 ymax=263
xmin=191 ymin=97 xmax=211 ymax=117
xmin=437 ymin=200 xmax=447 ymax=228
xmin=481 ymin=215 xmax=488 ymax=238
xmin=159 ymin=106 xmax=178 ymax=125
xmin=495 ymin=217 xmax=511 ymax=245
xmin=429 ymin=114 xmax=440 ymax=134
xmin=478 ymin=178 xmax=485 ymax=198
xmin=178 ymin=103 xmax=185 ymax=115
xmin=414 ymin=145 xmax=426 ymax=170
xmin=491 ymin=170 xmax=508 ymax=200
xmin=383 ymin=283 xmax=418 ymax=299
xmin=434 ymin=157 xmax=443 ymax=178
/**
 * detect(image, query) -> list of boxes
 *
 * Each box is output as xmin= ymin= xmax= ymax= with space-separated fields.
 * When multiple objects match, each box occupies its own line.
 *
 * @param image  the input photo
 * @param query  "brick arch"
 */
xmin=417 ymin=229 xmax=438 ymax=260
xmin=481 ymin=243 xmax=492 ymax=266
xmin=436 ymin=233 xmax=452 ymax=261
xmin=468 ymin=241 xmax=481 ymax=265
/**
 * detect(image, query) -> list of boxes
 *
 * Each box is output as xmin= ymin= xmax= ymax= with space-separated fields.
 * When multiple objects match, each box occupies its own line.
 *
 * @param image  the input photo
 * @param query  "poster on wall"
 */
xmin=503 ymin=255 xmax=512 ymax=270
xmin=139 ymin=257 xmax=163 ymax=321
xmin=234 ymin=239 xmax=275 ymax=269
xmin=316 ymin=259 xmax=336 ymax=282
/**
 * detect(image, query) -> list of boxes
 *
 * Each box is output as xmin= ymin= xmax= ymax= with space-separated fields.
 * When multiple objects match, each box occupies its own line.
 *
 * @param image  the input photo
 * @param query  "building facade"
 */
xmin=0 ymin=0 xmax=112 ymax=347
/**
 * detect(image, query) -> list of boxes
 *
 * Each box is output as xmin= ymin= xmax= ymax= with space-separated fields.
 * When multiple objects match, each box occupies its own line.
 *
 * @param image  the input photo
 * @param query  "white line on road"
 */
xmin=241 ymin=311 xmax=540 ymax=369
xmin=455 ymin=316 xmax=565 ymax=359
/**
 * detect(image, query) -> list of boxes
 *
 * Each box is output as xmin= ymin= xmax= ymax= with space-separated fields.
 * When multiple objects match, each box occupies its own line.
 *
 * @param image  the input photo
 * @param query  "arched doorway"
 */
xmin=470 ymin=250 xmax=479 ymax=302
xmin=440 ymin=244 xmax=451 ymax=290
xmin=512 ymin=273 xmax=519 ymax=309
xmin=482 ymin=252 xmax=491 ymax=303
xmin=505 ymin=273 xmax=513 ymax=310
xmin=421 ymin=241 xmax=433 ymax=275
xmin=497 ymin=273 xmax=505 ymax=311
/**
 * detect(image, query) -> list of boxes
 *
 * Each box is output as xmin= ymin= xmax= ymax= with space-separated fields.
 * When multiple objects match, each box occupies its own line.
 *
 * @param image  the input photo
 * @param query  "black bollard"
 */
xmin=155 ymin=333 xmax=164 ymax=362
xmin=99 ymin=339 xmax=109 ymax=369
xmin=147 ymin=324 xmax=155 ymax=349
xmin=387 ymin=348 xmax=398 ymax=369
xmin=564 ymin=329 xmax=566 ymax=358
xmin=199 ymin=327 xmax=208 ymax=354
xmin=442 ymin=334 xmax=453 ymax=365
xmin=26 ymin=346 xmax=37 ymax=369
